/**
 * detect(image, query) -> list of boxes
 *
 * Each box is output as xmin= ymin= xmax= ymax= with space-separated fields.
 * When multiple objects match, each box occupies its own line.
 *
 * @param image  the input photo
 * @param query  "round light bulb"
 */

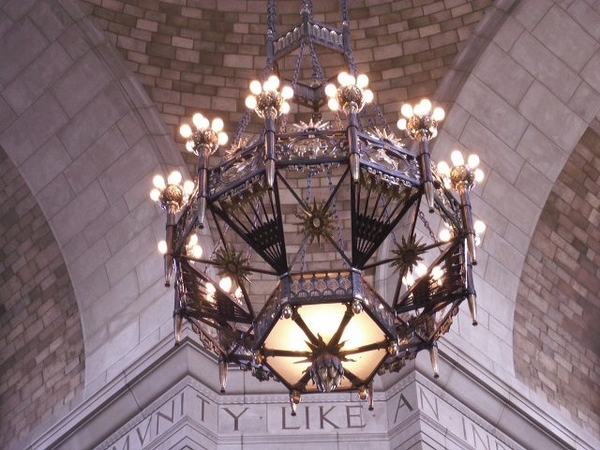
xmin=439 ymin=227 xmax=452 ymax=242
xmin=397 ymin=118 xmax=407 ymax=130
xmin=245 ymin=95 xmax=257 ymax=110
xmin=167 ymin=170 xmax=182 ymax=185
xmin=264 ymin=74 xmax=279 ymax=91
xmin=192 ymin=113 xmax=209 ymax=130
xmin=474 ymin=220 xmax=486 ymax=234
xmin=337 ymin=71 xmax=349 ymax=86
xmin=475 ymin=168 xmax=484 ymax=183
xmin=249 ymin=80 xmax=262 ymax=95
xmin=188 ymin=234 xmax=198 ymax=246
xmin=211 ymin=117 xmax=224 ymax=132
xmin=328 ymin=98 xmax=339 ymax=111
xmin=467 ymin=154 xmax=480 ymax=168
xmin=191 ymin=244 xmax=203 ymax=259
xmin=356 ymin=73 xmax=369 ymax=88
xmin=432 ymin=107 xmax=445 ymax=121
xmin=183 ymin=180 xmax=195 ymax=195
xmin=325 ymin=83 xmax=337 ymax=98
xmin=281 ymin=85 xmax=294 ymax=100
xmin=415 ymin=262 xmax=428 ymax=278
xmin=450 ymin=150 xmax=465 ymax=166
xmin=157 ymin=240 xmax=168 ymax=254
xmin=150 ymin=188 xmax=161 ymax=202
xmin=363 ymin=89 xmax=374 ymax=103
xmin=185 ymin=141 xmax=195 ymax=153
xmin=413 ymin=103 xmax=424 ymax=117
xmin=431 ymin=265 xmax=444 ymax=281
xmin=179 ymin=123 xmax=192 ymax=138
xmin=400 ymin=103 xmax=413 ymax=118
xmin=152 ymin=174 xmax=166 ymax=190
xmin=234 ymin=287 xmax=243 ymax=299
xmin=402 ymin=273 xmax=414 ymax=287
xmin=419 ymin=99 xmax=432 ymax=115
xmin=205 ymin=282 xmax=216 ymax=295
xmin=218 ymin=132 xmax=229 ymax=146
xmin=280 ymin=102 xmax=290 ymax=114
xmin=219 ymin=276 xmax=233 ymax=293
xmin=436 ymin=161 xmax=450 ymax=177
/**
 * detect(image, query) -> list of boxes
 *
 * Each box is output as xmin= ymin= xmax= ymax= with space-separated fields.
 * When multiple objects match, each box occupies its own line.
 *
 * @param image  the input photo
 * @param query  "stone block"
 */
xmin=49 ymin=181 xmax=109 ymax=244
xmin=69 ymin=237 xmax=111 ymax=287
xmin=52 ymin=50 xmax=113 ymax=117
xmin=512 ymin=0 xmax=552 ymax=31
xmin=581 ymin=50 xmax=600 ymax=95
xmin=19 ymin=136 xmax=72 ymax=194
xmin=29 ymin=1 xmax=72 ymax=42
xmin=533 ymin=5 xmax=598 ymax=72
xmin=518 ymin=81 xmax=587 ymax=151
xmin=516 ymin=125 xmax=568 ymax=181
xmin=105 ymin=201 xmax=157 ymax=254
xmin=105 ymin=225 xmax=155 ymax=286
xmin=483 ymin=228 xmax=526 ymax=277
xmin=567 ymin=0 xmax=600 ymax=41
xmin=0 ymin=18 xmax=48 ymax=84
xmin=456 ymin=76 xmax=528 ymax=149
xmin=510 ymin=32 xmax=580 ymax=104
xmin=2 ymin=41 xmax=72 ymax=115
xmin=515 ymin=162 xmax=553 ymax=207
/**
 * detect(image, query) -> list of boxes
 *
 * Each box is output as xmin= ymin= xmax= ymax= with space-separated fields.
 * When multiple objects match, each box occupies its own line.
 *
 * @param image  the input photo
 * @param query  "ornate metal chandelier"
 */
xmin=150 ymin=0 xmax=485 ymax=415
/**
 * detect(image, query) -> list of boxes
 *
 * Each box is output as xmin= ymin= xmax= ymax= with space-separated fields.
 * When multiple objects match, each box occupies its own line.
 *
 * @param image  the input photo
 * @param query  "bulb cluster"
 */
xmin=436 ymin=150 xmax=484 ymax=192
xmin=397 ymin=99 xmax=445 ymax=140
xmin=245 ymin=75 xmax=294 ymax=119
xmin=179 ymin=113 xmax=228 ymax=155
xmin=325 ymin=72 xmax=374 ymax=114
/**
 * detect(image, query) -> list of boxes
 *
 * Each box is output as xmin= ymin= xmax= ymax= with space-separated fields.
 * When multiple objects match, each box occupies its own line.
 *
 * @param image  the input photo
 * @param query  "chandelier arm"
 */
xmin=339 ymin=340 xmax=389 ymax=356
xmin=186 ymin=317 xmax=228 ymax=355
xmin=323 ymin=230 xmax=353 ymax=267
xmin=236 ymin=275 xmax=255 ymax=318
xmin=418 ymin=136 xmax=435 ymax=212
xmin=327 ymin=303 xmax=354 ymax=348
xmin=318 ymin=165 xmax=350 ymax=212
xmin=291 ymin=311 xmax=321 ymax=347
xmin=262 ymin=349 xmax=312 ymax=358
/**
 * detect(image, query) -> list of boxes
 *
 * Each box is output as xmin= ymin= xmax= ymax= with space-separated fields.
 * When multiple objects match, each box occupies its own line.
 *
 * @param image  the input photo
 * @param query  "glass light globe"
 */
xmin=219 ymin=276 xmax=233 ymax=293
xmin=245 ymin=95 xmax=257 ymax=109
xmin=264 ymin=74 xmax=279 ymax=91
xmin=328 ymin=98 xmax=339 ymax=111
xmin=413 ymin=103 xmax=424 ymax=117
xmin=157 ymin=240 xmax=168 ymax=254
xmin=363 ymin=89 xmax=374 ymax=103
xmin=249 ymin=79 xmax=262 ymax=95
xmin=439 ymin=227 xmax=452 ymax=242
xmin=325 ymin=83 xmax=337 ymax=98
xmin=397 ymin=118 xmax=407 ymax=130
xmin=188 ymin=234 xmax=198 ymax=246
xmin=436 ymin=161 xmax=450 ymax=177
xmin=450 ymin=150 xmax=465 ymax=166
xmin=356 ymin=73 xmax=369 ymax=88
xmin=280 ymin=102 xmax=290 ymax=114
xmin=185 ymin=141 xmax=195 ymax=153
xmin=475 ymin=168 xmax=484 ymax=183
xmin=193 ymin=113 xmax=209 ymax=130
xmin=419 ymin=99 xmax=432 ymax=115
xmin=337 ymin=71 xmax=350 ymax=85
xmin=467 ymin=154 xmax=480 ymax=168
xmin=432 ymin=107 xmax=445 ymax=121
xmin=183 ymin=180 xmax=195 ymax=195
xmin=474 ymin=220 xmax=486 ymax=234
xmin=167 ymin=170 xmax=182 ymax=185
xmin=191 ymin=244 xmax=203 ymax=259
xmin=206 ymin=282 xmax=216 ymax=294
xmin=211 ymin=117 xmax=224 ymax=132
xmin=415 ymin=262 xmax=428 ymax=278
xmin=402 ymin=273 xmax=415 ymax=287
xmin=179 ymin=123 xmax=192 ymax=138
xmin=281 ymin=85 xmax=294 ymax=100
xmin=218 ymin=132 xmax=229 ymax=146
xmin=152 ymin=174 xmax=166 ymax=190
xmin=150 ymin=188 xmax=161 ymax=202
xmin=400 ymin=103 xmax=413 ymax=118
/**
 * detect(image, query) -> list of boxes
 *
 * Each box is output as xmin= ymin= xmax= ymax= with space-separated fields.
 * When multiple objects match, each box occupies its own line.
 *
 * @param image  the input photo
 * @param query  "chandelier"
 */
xmin=150 ymin=0 xmax=485 ymax=415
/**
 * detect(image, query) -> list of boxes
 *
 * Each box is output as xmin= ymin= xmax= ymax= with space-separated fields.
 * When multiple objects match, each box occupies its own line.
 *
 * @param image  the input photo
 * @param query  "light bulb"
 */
xmin=183 ymin=180 xmax=195 ymax=195
xmin=413 ymin=103 xmax=424 ymax=117
xmin=249 ymin=79 xmax=262 ymax=95
xmin=363 ymin=89 xmax=374 ymax=103
xmin=439 ymin=227 xmax=452 ymax=242
xmin=475 ymin=168 xmax=484 ymax=183
xmin=179 ymin=123 xmax=192 ymax=138
xmin=432 ymin=107 xmax=445 ymax=121
xmin=157 ymin=240 xmax=168 ymax=254
xmin=211 ymin=117 xmax=224 ymax=132
xmin=431 ymin=265 xmax=444 ymax=281
xmin=245 ymin=95 xmax=257 ymax=110
xmin=450 ymin=150 xmax=465 ymax=166
xmin=467 ymin=154 xmax=480 ymax=168
xmin=325 ymin=83 xmax=337 ymax=98
xmin=150 ymin=188 xmax=161 ymax=202
xmin=191 ymin=244 xmax=203 ymax=259
xmin=474 ymin=220 xmax=486 ymax=234
xmin=264 ymin=74 xmax=279 ymax=91
xmin=193 ymin=113 xmax=209 ymax=130
xmin=346 ymin=74 xmax=356 ymax=86
xmin=337 ymin=71 xmax=349 ymax=85
xmin=436 ymin=161 xmax=450 ymax=177
xmin=419 ymin=99 xmax=432 ymax=115
xmin=206 ymin=282 xmax=216 ymax=295
xmin=218 ymin=132 xmax=229 ymax=146
xmin=415 ymin=262 xmax=428 ymax=278
xmin=280 ymin=102 xmax=290 ymax=114
xmin=397 ymin=118 xmax=407 ymax=130
xmin=167 ymin=170 xmax=182 ymax=185
xmin=185 ymin=141 xmax=195 ymax=153
xmin=356 ymin=73 xmax=369 ymax=88
xmin=328 ymin=98 xmax=339 ymax=111
xmin=400 ymin=103 xmax=413 ymax=118
xmin=188 ymin=234 xmax=198 ymax=246
xmin=281 ymin=85 xmax=294 ymax=100
xmin=234 ymin=287 xmax=243 ymax=299
xmin=152 ymin=174 xmax=166 ymax=190
xmin=219 ymin=276 xmax=233 ymax=292
xmin=402 ymin=273 xmax=414 ymax=287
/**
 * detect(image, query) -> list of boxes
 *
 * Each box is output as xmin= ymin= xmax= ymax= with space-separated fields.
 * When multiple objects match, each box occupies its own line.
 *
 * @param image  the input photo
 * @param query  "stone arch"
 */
xmin=0 ymin=0 xmax=184 ymax=403
xmin=427 ymin=0 xmax=600 ymax=437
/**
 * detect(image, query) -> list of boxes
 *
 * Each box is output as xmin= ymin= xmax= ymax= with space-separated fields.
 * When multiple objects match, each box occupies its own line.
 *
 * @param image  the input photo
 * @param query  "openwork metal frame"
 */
xmin=151 ymin=0 xmax=484 ymax=414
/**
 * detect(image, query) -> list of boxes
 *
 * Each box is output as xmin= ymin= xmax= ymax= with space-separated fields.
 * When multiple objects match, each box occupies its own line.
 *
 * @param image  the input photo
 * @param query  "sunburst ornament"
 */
xmin=296 ymin=199 xmax=335 ymax=245
xmin=390 ymin=235 xmax=427 ymax=276
xmin=292 ymin=119 xmax=330 ymax=132
xmin=368 ymin=127 xmax=404 ymax=148
xmin=214 ymin=247 xmax=251 ymax=283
